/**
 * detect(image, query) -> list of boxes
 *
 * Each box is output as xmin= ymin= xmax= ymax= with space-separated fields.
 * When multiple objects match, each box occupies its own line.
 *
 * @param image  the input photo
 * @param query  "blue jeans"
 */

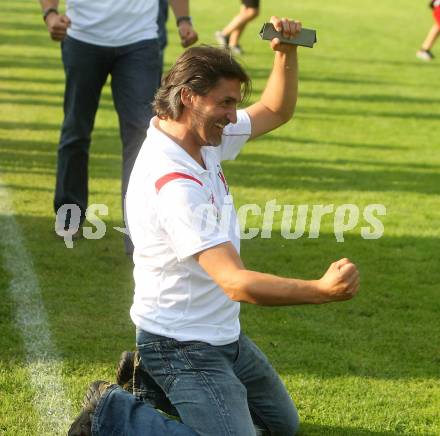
xmin=92 ymin=384 xmax=196 ymax=435
xmin=157 ymin=0 xmax=169 ymax=81
xmin=55 ymin=36 xmax=160 ymax=238
xmin=136 ymin=330 xmax=300 ymax=436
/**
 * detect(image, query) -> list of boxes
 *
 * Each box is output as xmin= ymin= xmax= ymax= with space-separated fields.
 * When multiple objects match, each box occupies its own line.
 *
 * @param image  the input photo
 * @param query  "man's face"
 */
xmin=189 ymin=78 xmax=242 ymax=146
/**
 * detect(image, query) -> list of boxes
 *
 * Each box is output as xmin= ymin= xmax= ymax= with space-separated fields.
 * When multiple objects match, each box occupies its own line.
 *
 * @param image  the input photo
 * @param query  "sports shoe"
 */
xmin=215 ymin=31 xmax=229 ymax=48
xmin=416 ymin=49 xmax=434 ymax=61
xmin=229 ymin=45 xmax=243 ymax=56
xmin=68 ymin=380 xmax=114 ymax=436
xmin=116 ymin=350 xmax=135 ymax=392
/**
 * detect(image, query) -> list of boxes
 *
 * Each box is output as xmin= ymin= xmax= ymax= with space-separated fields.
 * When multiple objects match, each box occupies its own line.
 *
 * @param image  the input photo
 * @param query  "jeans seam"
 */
xmin=180 ymin=348 xmax=234 ymax=436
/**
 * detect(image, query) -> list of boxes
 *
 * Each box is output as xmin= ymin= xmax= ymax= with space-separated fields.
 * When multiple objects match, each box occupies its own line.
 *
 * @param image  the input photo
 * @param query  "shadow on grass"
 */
xmin=0 ymin=120 xmax=61 ymax=131
xmin=225 ymin=151 xmax=440 ymax=196
xmin=300 ymin=105 xmax=440 ymax=121
xmin=0 ymin=87 xmax=66 ymax=98
xmin=0 ymin=33 xmax=56 ymax=48
xmin=0 ymin=88 xmax=111 ymax=107
xmin=264 ymin=135 xmax=409 ymax=151
xmin=0 ymin=131 xmax=121 ymax=181
xmin=315 ymin=53 xmax=440 ymax=69
xmin=246 ymin=67 xmax=395 ymax=86
xmin=0 ymin=74 xmax=66 ymax=86
xmin=0 ymin=95 xmax=115 ymax=111
xmin=2 ymin=0 xmax=40 ymax=12
xmin=0 ymin=80 xmax=115 ymax=110
xmin=300 ymin=91 xmax=440 ymax=105
xmin=0 ymin=56 xmax=61 ymax=70
xmin=0 ymin=22 xmax=51 ymax=32
xmin=2 ymin=132 xmax=440 ymax=196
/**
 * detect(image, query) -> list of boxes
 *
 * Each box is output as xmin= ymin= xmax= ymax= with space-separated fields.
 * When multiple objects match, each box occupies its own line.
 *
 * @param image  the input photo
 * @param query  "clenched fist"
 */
xmin=317 ymin=258 xmax=360 ymax=303
xmin=45 ymin=13 xmax=71 ymax=41
xmin=178 ymin=21 xmax=198 ymax=48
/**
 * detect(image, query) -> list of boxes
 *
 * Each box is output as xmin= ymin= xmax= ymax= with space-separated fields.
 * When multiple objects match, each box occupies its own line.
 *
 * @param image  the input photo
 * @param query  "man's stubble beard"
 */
xmin=190 ymin=107 xmax=223 ymax=146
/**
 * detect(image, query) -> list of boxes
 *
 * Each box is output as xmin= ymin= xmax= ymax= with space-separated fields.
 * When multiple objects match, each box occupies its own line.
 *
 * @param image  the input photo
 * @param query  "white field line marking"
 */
xmin=0 ymin=181 xmax=73 ymax=434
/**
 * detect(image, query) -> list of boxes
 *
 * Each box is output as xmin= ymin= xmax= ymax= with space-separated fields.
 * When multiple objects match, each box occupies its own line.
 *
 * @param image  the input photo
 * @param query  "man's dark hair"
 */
xmin=153 ymin=45 xmax=251 ymax=120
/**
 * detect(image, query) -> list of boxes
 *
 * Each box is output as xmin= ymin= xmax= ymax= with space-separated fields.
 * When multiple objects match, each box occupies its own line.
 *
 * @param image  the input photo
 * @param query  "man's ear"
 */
xmin=180 ymin=87 xmax=193 ymax=108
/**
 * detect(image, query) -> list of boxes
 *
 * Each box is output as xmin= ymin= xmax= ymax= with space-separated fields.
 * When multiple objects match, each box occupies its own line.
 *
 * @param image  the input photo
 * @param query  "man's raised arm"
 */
xmin=246 ymin=16 xmax=300 ymax=139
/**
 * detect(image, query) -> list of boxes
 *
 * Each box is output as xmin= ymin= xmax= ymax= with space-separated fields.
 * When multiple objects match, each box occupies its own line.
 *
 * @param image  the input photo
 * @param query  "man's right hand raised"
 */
xmin=45 ymin=13 xmax=71 ymax=41
xmin=317 ymin=258 xmax=360 ymax=303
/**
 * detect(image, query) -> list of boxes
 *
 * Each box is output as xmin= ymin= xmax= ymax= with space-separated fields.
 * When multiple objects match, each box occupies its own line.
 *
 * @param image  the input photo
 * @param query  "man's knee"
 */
xmin=269 ymin=416 xmax=300 ymax=436
xmin=258 ymin=402 xmax=300 ymax=435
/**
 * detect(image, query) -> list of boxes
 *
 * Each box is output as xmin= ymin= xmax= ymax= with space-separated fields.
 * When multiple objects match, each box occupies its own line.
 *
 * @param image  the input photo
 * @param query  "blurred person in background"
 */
xmin=416 ymin=0 xmax=440 ymax=60
xmin=39 ymin=0 xmax=197 ymax=254
xmin=215 ymin=0 xmax=260 ymax=55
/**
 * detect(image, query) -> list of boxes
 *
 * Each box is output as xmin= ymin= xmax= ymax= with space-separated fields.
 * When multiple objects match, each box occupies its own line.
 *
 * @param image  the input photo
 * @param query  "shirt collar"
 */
xmin=148 ymin=117 xmax=209 ymax=176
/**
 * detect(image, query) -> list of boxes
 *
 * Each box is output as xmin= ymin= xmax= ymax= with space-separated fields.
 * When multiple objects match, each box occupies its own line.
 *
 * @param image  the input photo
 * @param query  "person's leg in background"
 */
xmin=234 ymin=333 xmax=300 ymax=435
xmin=227 ymin=4 xmax=259 ymax=54
xmin=110 ymin=39 xmax=161 ymax=254
xmin=215 ymin=0 xmax=259 ymax=55
xmin=416 ymin=2 xmax=440 ymax=60
xmin=55 ymin=36 xmax=110 ymax=229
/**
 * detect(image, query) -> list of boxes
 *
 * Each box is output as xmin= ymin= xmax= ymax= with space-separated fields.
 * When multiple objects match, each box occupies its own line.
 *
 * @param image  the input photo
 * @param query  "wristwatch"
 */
xmin=176 ymin=16 xmax=192 ymax=26
xmin=43 ymin=7 xmax=58 ymax=22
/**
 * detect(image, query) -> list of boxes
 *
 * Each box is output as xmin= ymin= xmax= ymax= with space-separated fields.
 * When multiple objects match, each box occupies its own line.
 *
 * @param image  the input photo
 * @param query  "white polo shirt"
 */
xmin=126 ymin=110 xmax=252 ymax=345
xmin=66 ymin=0 xmax=158 ymax=47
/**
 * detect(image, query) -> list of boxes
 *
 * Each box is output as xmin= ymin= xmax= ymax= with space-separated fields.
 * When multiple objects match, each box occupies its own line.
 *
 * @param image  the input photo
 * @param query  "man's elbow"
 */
xmin=278 ymin=104 xmax=296 ymax=125
xmin=221 ymin=273 xmax=258 ymax=304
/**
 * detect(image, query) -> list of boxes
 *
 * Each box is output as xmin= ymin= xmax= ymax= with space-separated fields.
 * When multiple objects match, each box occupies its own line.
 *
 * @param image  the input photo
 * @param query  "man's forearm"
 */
xmin=39 ymin=0 xmax=59 ymax=11
xmin=197 ymin=242 xmax=359 ymax=306
xmin=168 ymin=0 xmax=190 ymax=20
xmin=261 ymin=49 xmax=298 ymax=121
xmin=225 ymin=269 xmax=323 ymax=306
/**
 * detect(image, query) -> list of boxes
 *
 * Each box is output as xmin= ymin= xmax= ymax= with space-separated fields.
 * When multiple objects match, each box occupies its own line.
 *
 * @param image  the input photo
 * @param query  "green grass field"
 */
xmin=1 ymin=0 xmax=440 ymax=434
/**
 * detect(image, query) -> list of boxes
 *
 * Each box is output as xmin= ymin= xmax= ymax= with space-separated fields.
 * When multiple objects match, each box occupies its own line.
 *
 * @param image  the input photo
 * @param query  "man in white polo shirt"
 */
xmin=39 ymin=0 xmax=197 ymax=253
xmin=124 ymin=16 xmax=360 ymax=436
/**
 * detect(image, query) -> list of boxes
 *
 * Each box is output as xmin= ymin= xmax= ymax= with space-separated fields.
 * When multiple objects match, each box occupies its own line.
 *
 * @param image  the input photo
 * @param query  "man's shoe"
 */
xmin=215 ymin=31 xmax=229 ymax=48
xmin=229 ymin=45 xmax=243 ymax=56
xmin=416 ymin=49 xmax=434 ymax=61
xmin=116 ymin=351 xmax=135 ymax=391
xmin=68 ymin=380 xmax=113 ymax=436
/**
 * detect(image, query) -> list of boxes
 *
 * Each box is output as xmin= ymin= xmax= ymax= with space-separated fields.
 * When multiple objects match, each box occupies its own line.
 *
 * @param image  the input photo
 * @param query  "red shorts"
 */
xmin=434 ymin=6 xmax=440 ymax=26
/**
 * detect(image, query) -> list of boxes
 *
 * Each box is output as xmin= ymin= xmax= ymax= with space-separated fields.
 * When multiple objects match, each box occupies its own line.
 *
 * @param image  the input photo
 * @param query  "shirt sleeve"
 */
xmin=218 ymin=109 xmax=252 ymax=161
xmin=156 ymin=177 xmax=230 ymax=261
